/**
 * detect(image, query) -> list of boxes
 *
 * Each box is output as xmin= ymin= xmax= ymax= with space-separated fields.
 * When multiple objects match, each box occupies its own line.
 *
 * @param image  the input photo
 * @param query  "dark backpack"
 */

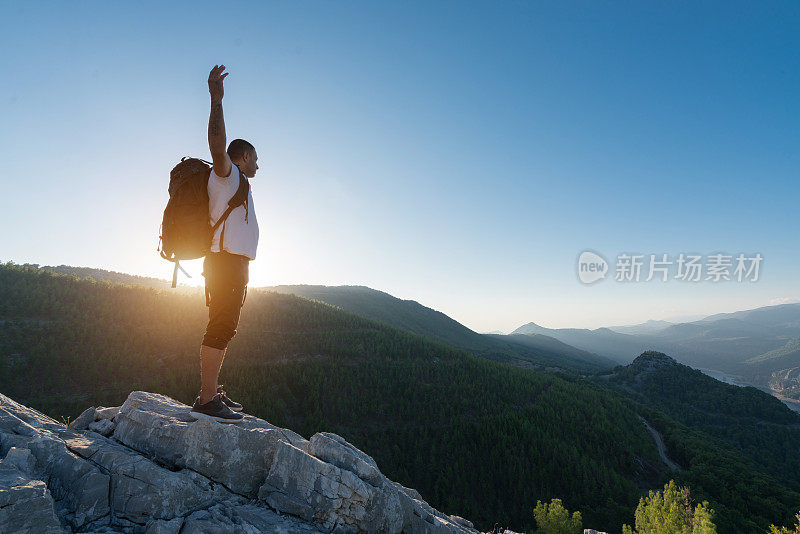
xmin=158 ymin=157 xmax=249 ymax=287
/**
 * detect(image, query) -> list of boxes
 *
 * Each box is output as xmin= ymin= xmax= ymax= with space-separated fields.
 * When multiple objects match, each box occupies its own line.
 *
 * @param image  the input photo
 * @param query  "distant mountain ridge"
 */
xmin=606 ymin=319 xmax=674 ymax=336
xmin=695 ymin=303 xmax=800 ymax=325
xmin=265 ymin=284 xmax=618 ymax=373
xmin=512 ymin=304 xmax=800 ymax=397
xmin=511 ymin=321 xmax=652 ymax=364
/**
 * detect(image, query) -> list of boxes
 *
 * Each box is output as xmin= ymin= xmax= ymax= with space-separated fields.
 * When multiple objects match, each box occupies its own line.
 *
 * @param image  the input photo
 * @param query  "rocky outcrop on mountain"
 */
xmin=627 ymin=350 xmax=679 ymax=373
xmin=769 ymin=366 xmax=800 ymax=397
xmin=616 ymin=351 xmax=680 ymax=388
xmin=0 ymin=390 xmax=488 ymax=533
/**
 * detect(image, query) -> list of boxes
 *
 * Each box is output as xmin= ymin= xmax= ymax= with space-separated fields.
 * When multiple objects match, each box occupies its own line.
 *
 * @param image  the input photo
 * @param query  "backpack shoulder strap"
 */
xmin=210 ymin=170 xmax=249 ymax=233
xmin=228 ymin=169 xmax=250 ymax=209
xmin=211 ymin=169 xmax=251 ymax=252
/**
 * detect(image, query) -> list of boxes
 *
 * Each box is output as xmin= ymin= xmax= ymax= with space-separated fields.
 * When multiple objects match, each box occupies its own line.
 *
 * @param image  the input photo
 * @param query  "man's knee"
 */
xmin=202 ymin=255 xmax=247 ymax=351
xmin=202 ymin=330 xmax=235 ymax=350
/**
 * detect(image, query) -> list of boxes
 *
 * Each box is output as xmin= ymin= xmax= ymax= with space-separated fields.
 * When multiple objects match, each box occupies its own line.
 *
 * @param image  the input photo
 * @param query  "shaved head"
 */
xmin=227 ymin=139 xmax=255 ymax=162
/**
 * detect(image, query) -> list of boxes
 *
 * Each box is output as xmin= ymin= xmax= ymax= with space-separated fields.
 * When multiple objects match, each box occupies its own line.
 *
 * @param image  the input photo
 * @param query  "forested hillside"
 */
xmin=27 ymin=266 xmax=616 ymax=373
xmin=1 ymin=262 xmax=799 ymax=532
xmin=598 ymin=351 xmax=800 ymax=493
xmin=37 ymin=264 xmax=176 ymax=289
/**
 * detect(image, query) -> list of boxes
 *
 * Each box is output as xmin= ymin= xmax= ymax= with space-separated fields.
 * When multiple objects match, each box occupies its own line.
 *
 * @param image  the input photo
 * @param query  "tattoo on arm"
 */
xmin=210 ymin=103 xmax=223 ymax=137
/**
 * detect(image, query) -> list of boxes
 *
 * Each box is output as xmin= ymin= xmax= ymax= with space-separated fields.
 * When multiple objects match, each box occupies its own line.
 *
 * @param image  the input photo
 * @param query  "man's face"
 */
xmin=243 ymin=149 xmax=259 ymax=178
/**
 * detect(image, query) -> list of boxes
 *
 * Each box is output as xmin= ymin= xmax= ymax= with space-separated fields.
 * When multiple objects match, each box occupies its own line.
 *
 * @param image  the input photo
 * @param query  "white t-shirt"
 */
xmin=208 ymin=163 xmax=259 ymax=260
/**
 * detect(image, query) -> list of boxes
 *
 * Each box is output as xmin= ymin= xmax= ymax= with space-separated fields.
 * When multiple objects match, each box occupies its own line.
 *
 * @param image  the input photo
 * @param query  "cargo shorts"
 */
xmin=201 ymin=252 xmax=249 ymax=350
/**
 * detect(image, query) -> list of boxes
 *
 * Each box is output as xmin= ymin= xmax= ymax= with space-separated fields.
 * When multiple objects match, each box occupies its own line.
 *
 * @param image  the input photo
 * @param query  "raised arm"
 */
xmin=207 ymin=65 xmax=233 ymax=178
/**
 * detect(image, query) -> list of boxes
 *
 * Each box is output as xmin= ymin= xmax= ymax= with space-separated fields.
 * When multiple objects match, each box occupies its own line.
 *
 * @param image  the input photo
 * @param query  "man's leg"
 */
xmin=199 ymin=253 xmax=246 ymax=405
xmin=199 ymin=344 xmax=226 ymax=404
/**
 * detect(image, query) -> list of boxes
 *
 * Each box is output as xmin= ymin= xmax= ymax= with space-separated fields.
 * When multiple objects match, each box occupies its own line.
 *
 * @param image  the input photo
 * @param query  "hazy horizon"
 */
xmin=3 ymin=2 xmax=798 ymax=333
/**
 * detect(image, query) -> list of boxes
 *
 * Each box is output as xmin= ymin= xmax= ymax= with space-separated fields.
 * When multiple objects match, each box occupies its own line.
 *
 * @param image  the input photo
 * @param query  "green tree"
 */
xmin=769 ymin=511 xmax=800 ymax=533
xmin=622 ymin=480 xmax=716 ymax=534
xmin=533 ymin=498 xmax=582 ymax=534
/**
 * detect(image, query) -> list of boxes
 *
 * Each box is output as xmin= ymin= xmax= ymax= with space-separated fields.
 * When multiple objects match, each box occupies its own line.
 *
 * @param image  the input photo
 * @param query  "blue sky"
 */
xmin=1 ymin=1 xmax=798 ymax=332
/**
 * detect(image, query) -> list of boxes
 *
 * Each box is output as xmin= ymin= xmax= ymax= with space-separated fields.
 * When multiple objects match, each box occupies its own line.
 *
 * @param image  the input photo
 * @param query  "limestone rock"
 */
xmin=0 ymin=390 xmax=558 ymax=533
xmin=27 ymin=432 xmax=111 ymax=528
xmin=113 ymin=391 xmax=310 ymax=497
xmin=88 ymin=418 xmax=115 ymax=436
xmin=145 ymin=517 xmax=184 ymax=534
xmin=451 ymin=515 xmax=474 ymax=529
xmin=0 ymin=392 xmax=69 ymax=435
xmin=261 ymin=431 xmax=477 ymax=533
xmin=0 ymin=462 xmax=62 ymax=534
xmin=64 ymin=432 xmax=235 ymax=524
xmin=70 ymin=406 xmax=97 ymax=430
xmin=0 ymin=431 xmax=33 ymax=457
xmin=309 ymin=432 xmax=384 ymax=486
xmin=2 ymin=446 xmax=36 ymax=474
xmin=96 ymin=406 xmax=121 ymax=421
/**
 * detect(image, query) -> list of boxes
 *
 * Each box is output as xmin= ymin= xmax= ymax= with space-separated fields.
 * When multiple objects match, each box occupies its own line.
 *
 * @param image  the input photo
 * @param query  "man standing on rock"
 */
xmin=190 ymin=65 xmax=259 ymax=423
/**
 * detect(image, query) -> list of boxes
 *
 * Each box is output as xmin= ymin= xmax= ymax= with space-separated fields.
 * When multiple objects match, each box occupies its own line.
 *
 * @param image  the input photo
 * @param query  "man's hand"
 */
xmin=208 ymin=65 xmax=229 ymax=102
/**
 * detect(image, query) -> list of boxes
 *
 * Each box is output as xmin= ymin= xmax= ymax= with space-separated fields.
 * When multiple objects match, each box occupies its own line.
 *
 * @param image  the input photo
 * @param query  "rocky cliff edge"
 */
xmin=0 ymin=390 xmax=494 ymax=534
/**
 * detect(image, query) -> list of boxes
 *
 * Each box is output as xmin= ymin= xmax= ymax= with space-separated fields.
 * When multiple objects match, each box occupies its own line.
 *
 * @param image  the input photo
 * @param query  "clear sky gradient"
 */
xmin=2 ymin=1 xmax=798 ymax=332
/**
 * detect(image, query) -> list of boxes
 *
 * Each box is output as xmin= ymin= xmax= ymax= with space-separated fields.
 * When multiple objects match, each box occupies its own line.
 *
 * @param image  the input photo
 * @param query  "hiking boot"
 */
xmin=195 ymin=385 xmax=243 ymax=412
xmin=189 ymin=393 xmax=243 ymax=423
